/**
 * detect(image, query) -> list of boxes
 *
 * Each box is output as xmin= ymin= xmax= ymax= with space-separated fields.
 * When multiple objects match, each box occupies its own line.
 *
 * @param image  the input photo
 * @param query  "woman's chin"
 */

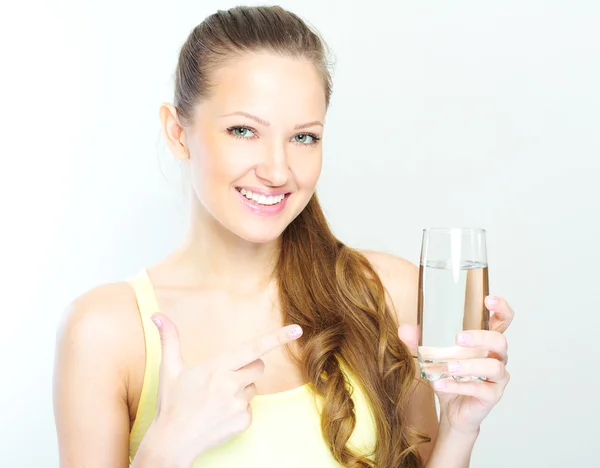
xmin=236 ymin=227 xmax=285 ymax=245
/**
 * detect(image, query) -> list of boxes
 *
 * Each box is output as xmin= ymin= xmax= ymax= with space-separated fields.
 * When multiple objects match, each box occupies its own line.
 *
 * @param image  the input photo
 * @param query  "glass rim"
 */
xmin=422 ymin=227 xmax=486 ymax=233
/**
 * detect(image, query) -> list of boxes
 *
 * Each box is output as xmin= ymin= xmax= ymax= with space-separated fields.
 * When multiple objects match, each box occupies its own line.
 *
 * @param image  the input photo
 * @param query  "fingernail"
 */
xmin=457 ymin=332 xmax=470 ymax=344
xmin=447 ymin=361 xmax=461 ymax=373
xmin=288 ymin=325 xmax=303 ymax=339
xmin=486 ymin=296 xmax=499 ymax=306
xmin=433 ymin=380 xmax=447 ymax=390
xmin=151 ymin=316 xmax=162 ymax=328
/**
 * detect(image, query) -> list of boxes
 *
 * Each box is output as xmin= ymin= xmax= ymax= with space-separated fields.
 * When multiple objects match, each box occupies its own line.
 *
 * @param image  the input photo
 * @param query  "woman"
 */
xmin=53 ymin=5 xmax=513 ymax=468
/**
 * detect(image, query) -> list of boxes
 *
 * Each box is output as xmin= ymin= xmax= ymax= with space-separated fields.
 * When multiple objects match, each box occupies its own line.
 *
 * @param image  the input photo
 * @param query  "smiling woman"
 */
xmin=173 ymin=51 xmax=328 ymax=244
xmin=52 ymin=5 xmax=513 ymax=468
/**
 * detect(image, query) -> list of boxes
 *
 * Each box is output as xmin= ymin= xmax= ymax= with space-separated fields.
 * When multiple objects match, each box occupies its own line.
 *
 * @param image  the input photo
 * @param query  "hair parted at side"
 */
xmin=173 ymin=5 xmax=428 ymax=467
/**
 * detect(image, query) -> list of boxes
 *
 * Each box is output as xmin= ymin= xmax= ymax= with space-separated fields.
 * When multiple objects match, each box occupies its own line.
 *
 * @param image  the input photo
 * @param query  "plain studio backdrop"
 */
xmin=1 ymin=0 xmax=598 ymax=466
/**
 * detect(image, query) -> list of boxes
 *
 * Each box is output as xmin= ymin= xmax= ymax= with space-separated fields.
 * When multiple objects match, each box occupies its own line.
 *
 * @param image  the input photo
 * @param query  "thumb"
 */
xmin=151 ymin=313 xmax=184 ymax=378
xmin=398 ymin=323 xmax=419 ymax=356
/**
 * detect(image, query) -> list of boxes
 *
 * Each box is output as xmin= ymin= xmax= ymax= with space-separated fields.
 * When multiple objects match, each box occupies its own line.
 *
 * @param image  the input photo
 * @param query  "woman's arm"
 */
xmin=53 ymin=283 xmax=142 ymax=468
xmin=424 ymin=425 xmax=479 ymax=467
xmin=364 ymin=250 xmax=513 ymax=467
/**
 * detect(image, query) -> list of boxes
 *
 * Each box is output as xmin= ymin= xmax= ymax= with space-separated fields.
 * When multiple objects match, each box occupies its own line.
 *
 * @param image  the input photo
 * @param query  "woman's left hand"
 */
xmin=399 ymin=295 xmax=515 ymax=435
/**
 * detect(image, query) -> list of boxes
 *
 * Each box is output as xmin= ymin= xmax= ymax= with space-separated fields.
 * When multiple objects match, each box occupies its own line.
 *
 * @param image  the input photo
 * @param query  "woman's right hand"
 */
xmin=140 ymin=313 xmax=303 ymax=466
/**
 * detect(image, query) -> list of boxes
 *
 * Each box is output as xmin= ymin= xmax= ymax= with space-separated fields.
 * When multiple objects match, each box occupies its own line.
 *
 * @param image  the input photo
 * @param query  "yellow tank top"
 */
xmin=128 ymin=269 xmax=377 ymax=467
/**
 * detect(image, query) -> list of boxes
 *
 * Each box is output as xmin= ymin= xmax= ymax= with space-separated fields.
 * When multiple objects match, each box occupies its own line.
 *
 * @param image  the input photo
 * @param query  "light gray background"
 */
xmin=1 ymin=1 xmax=598 ymax=466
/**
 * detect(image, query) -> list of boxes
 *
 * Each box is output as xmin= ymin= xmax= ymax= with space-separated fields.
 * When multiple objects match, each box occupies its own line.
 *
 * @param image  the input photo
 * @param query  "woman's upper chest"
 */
xmin=152 ymin=283 xmax=306 ymax=393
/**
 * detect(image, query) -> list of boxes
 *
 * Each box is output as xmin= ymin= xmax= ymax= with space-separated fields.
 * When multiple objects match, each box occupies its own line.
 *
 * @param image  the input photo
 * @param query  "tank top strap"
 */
xmin=127 ymin=269 xmax=162 ymax=461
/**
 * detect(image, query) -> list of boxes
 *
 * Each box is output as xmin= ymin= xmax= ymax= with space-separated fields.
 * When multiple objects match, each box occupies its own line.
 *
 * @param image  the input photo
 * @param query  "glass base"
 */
xmin=418 ymin=346 xmax=487 ymax=382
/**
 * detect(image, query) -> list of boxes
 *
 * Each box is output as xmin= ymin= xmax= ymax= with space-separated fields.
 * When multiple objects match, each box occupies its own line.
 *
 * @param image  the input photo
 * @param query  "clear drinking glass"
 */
xmin=417 ymin=227 xmax=489 ymax=382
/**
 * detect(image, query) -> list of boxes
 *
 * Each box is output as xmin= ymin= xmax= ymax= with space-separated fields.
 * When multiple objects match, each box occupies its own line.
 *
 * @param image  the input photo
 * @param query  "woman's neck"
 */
xmin=160 ymin=200 xmax=280 ymax=292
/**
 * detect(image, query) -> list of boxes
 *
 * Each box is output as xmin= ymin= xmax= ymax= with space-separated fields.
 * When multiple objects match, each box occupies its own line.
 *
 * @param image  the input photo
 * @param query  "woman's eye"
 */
xmin=231 ymin=126 xmax=255 ymax=138
xmin=292 ymin=133 xmax=316 ymax=144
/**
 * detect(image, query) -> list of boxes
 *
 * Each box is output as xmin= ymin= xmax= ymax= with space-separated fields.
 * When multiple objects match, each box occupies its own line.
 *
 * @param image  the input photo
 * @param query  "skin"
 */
xmin=53 ymin=52 xmax=514 ymax=467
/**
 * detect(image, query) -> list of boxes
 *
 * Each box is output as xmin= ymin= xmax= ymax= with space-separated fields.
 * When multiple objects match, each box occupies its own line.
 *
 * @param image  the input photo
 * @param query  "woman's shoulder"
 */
xmin=358 ymin=249 xmax=419 ymax=326
xmin=58 ymin=281 xmax=142 ymax=339
xmin=55 ymin=280 xmax=145 ymax=381
xmin=358 ymin=249 xmax=418 ymax=278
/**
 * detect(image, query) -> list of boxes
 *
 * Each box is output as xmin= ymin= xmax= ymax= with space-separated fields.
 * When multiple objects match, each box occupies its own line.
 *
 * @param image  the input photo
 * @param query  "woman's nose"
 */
xmin=254 ymin=144 xmax=289 ymax=187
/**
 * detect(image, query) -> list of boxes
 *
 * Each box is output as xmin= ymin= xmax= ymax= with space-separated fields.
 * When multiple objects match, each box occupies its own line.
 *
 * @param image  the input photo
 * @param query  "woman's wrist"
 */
xmin=425 ymin=422 xmax=480 ymax=468
xmin=438 ymin=419 xmax=481 ymax=441
xmin=131 ymin=419 xmax=198 ymax=468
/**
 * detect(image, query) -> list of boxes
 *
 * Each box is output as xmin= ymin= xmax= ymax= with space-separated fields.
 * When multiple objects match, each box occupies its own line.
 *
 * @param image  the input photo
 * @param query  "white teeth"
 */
xmin=238 ymin=188 xmax=286 ymax=206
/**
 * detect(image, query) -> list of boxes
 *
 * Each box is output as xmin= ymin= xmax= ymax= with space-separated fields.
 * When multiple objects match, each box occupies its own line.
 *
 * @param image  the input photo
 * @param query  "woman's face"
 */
xmin=184 ymin=52 xmax=327 ymax=244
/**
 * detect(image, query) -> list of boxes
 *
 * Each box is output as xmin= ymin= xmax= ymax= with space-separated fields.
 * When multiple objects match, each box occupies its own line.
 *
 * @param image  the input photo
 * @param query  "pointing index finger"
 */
xmin=225 ymin=324 xmax=303 ymax=371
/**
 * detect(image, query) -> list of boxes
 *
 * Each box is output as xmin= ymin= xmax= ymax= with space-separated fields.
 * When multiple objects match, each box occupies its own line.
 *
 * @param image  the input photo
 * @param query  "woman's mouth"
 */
xmin=236 ymin=187 xmax=287 ymax=206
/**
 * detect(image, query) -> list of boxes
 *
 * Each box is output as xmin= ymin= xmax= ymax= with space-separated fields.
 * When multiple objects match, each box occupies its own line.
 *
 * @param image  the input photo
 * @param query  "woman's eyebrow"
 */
xmin=220 ymin=111 xmax=323 ymax=130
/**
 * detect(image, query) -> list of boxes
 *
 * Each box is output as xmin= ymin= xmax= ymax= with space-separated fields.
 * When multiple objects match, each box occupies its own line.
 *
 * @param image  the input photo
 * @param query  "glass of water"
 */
xmin=417 ymin=227 xmax=489 ymax=382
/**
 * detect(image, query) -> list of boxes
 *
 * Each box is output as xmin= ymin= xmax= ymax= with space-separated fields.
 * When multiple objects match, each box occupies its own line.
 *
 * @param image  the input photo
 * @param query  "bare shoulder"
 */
xmin=56 ymin=281 xmax=143 ymax=363
xmin=54 ymin=281 xmax=145 ymax=409
xmin=359 ymin=250 xmax=419 ymax=326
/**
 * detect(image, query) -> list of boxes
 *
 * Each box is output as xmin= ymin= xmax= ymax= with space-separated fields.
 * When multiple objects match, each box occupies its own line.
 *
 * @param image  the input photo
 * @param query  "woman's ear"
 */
xmin=159 ymin=102 xmax=189 ymax=161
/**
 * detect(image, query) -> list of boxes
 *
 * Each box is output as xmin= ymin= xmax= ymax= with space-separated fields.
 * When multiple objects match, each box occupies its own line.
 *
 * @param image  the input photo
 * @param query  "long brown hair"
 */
xmin=173 ymin=6 xmax=427 ymax=467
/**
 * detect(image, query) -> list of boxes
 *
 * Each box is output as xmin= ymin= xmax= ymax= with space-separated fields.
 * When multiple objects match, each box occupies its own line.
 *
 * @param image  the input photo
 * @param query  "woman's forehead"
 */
xmin=201 ymin=53 xmax=327 ymax=120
